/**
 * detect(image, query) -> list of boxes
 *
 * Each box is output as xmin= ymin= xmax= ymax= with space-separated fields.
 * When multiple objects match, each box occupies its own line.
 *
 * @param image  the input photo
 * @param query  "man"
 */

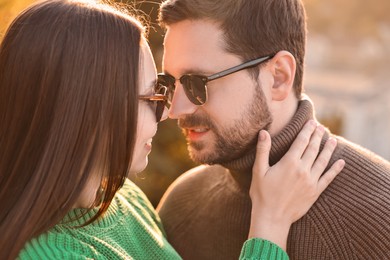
xmin=156 ymin=0 xmax=390 ymax=259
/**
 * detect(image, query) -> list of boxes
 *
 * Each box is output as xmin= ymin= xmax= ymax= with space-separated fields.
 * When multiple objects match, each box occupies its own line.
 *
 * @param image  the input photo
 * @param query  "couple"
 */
xmin=1 ymin=0 xmax=389 ymax=259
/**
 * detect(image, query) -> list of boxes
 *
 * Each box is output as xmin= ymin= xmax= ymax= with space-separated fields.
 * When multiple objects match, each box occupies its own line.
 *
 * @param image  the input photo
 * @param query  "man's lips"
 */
xmin=185 ymin=127 xmax=209 ymax=141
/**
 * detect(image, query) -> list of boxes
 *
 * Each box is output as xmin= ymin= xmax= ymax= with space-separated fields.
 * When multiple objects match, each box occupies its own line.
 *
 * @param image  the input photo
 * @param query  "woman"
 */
xmin=0 ymin=0 xmax=344 ymax=259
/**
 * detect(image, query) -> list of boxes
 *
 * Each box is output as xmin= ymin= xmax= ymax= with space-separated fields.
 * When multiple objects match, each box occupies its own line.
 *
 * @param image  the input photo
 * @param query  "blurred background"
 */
xmin=1 ymin=0 xmax=389 ymax=207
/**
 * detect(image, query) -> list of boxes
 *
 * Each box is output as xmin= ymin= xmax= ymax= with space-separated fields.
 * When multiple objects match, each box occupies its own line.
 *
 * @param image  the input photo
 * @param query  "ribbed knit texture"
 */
xmin=19 ymin=179 xmax=181 ymax=260
xmin=240 ymin=239 xmax=289 ymax=260
xmin=18 ymin=179 xmax=280 ymax=259
xmin=158 ymin=99 xmax=390 ymax=260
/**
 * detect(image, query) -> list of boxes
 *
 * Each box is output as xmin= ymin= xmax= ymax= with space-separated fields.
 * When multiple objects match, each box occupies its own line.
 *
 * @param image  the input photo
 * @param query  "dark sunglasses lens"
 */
xmin=155 ymin=100 xmax=166 ymax=122
xmin=181 ymin=76 xmax=207 ymax=105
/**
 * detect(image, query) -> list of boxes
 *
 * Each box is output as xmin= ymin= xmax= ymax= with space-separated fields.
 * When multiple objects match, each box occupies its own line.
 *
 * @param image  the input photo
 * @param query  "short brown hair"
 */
xmin=159 ymin=0 xmax=307 ymax=97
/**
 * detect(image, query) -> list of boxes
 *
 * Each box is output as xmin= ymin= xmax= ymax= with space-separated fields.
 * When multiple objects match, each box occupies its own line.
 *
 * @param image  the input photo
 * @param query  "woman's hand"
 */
xmin=248 ymin=120 xmax=345 ymax=250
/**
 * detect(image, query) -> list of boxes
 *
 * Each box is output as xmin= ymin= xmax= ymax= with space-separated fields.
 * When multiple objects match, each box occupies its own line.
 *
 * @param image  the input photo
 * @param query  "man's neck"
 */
xmin=269 ymin=94 xmax=299 ymax=136
xmin=220 ymin=99 xmax=315 ymax=189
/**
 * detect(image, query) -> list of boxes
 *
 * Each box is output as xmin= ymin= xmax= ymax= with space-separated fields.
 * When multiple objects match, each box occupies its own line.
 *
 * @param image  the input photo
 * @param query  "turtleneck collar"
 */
xmin=221 ymin=99 xmax=315 ymax=174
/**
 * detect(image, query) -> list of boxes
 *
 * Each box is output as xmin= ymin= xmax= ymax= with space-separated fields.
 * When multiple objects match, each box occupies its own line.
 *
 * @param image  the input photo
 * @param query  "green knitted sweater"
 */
xmin=18 ymin=179 xmax=288 ymax=259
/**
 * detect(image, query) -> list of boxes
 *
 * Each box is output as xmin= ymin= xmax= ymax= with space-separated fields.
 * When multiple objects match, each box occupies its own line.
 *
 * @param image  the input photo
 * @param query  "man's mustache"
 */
xmin=178 ymin=114 xmax=215 ymax=129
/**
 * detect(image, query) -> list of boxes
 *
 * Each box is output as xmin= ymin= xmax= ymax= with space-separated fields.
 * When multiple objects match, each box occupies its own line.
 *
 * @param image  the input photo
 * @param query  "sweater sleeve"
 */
xmin=239 ymin=238 xmax=289 ymax=260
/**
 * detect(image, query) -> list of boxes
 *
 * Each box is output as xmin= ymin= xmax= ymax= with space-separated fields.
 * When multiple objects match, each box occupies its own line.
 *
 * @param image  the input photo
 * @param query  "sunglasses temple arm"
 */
xmin=207 ymin=56 xmax=272 ymax=81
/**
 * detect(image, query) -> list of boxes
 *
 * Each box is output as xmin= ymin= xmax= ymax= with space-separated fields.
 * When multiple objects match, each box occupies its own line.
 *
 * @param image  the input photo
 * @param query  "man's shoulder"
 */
xmin=156 ymin=164 xmax=229 ymax=211
xmin=317 ymin=134 xmax=390 ymax=219
xmin=176 ymin=164 xmax=227 ymax=182
xmin=336 ymin=135 xmax=390 ymax=170
xmin=298 ymin=135 xmax=390 ymax=258
xmin=330 ymin=135 xmax=390 ymax=199
xmin=164 ymin=164 xmax=228 ymax=194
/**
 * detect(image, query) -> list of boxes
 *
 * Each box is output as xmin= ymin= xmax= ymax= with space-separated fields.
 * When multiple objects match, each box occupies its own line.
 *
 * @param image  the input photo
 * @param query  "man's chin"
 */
xmin=188 ymin=140 xmax=257 ymax=165
xmin=188 ymin=145 xmax=233 ymax=165
xmin=188 ymin=144 xmax=216 ymax=164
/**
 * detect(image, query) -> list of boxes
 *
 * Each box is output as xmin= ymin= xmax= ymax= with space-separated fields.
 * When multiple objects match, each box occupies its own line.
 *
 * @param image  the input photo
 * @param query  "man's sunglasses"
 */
xmin=158 ymin=54 xmax=274 ymax=105
xmin=139 ymin=85 xmax=169 ymax=122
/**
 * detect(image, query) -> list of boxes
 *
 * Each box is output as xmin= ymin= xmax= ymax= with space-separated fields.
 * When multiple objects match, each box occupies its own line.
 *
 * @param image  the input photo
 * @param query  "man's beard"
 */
xmin=178 ymin=84 xmax=272 ymax=164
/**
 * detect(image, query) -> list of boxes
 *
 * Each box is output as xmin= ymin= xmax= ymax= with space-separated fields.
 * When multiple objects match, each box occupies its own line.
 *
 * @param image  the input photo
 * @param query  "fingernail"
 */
xmin=317 ymin=125 xmax=325 ymax=133
xmin=329 ymin=137 xmax=337 ymax=147
xmin=338 ymin=160 xmax=345 ymax=170
xmin=259 ymin=130 xmax=266 ymax=141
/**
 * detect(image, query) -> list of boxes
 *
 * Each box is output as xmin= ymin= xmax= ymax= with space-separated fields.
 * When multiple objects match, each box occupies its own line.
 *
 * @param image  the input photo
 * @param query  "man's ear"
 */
xmin=268 ymin=51 xmax=296 ymax=101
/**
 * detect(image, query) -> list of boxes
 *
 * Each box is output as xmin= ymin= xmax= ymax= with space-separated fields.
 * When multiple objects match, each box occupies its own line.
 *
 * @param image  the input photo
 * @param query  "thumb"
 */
xmin=253 ymin=130 xmax=271 ymax=176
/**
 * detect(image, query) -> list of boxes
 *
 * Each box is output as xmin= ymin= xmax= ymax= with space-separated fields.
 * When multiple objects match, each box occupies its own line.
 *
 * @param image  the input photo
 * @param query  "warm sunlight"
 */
xmin=1 ymin=0 xmax=389 ymax=205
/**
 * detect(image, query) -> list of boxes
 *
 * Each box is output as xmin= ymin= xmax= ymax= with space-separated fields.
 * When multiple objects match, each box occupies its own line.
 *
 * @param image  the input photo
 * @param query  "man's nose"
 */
xmin=168 ymin=83 xmax=198 ymax=119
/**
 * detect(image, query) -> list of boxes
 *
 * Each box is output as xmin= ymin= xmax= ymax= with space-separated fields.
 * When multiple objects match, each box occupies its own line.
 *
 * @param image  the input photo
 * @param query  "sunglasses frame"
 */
xmin=158 ymin=54 xmax=274 ymax=105
xmin=139 ymin=85 xmax=169 ymax=122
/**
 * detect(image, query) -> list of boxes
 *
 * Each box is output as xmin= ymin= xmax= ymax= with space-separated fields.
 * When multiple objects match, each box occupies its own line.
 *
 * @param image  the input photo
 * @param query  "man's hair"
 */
xmin=159 ymin=0 xmax=307 ymax=97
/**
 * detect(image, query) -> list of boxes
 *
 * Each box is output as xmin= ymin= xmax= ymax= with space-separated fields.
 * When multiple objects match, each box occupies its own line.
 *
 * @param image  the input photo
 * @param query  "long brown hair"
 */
xmin=159 ymin=0 xmax=306 ymax=97
xmin=0 ymin=0 xmax=143 ymax=258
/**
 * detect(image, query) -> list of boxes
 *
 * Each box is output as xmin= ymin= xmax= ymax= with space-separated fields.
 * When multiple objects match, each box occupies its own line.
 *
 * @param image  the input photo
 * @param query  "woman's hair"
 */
xmin=0 ymin=0 xmax=144 ymax=258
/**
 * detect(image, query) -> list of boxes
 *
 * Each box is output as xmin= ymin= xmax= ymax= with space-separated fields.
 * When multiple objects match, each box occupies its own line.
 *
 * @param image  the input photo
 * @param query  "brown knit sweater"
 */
xmin=157 ymin=100 xmax=390 ymax=260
